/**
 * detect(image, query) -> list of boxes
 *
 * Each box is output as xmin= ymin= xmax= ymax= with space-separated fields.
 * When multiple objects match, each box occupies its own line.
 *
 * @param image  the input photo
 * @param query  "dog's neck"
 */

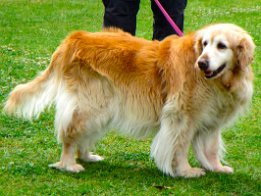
xmin=157 ymin=33 xmax=198 ymax=97
xmin=220 ymin=65 xmax=253 ymax=104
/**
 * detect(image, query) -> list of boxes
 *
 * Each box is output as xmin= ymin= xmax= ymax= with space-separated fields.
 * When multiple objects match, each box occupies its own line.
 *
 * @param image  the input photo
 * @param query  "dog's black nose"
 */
xmin=198 ymin=59 xmax=209 ymax=71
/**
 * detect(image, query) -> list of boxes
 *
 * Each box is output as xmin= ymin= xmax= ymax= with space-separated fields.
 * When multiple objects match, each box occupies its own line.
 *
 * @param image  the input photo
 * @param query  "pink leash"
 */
xmin=154 ymin=0 xmax=183 ymax=37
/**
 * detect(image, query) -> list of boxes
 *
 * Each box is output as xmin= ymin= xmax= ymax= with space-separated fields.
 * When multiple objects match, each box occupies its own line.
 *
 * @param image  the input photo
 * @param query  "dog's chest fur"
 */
xmin=194 ymin=78 xmax=253 ymax=132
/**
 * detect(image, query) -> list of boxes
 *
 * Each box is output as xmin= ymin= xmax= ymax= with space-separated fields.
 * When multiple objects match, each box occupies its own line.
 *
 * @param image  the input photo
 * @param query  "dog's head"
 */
xmin=194 ymin=24 xmax=255 ymax=79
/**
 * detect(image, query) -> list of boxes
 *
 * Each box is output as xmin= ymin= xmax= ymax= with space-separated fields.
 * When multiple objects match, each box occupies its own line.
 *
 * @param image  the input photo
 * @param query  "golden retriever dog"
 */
xmin=4 ymin=23 xmax=255 ymax=178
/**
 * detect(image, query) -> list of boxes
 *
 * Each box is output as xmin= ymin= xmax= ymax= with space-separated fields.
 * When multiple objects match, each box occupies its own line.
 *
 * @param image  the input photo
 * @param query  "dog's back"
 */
xmin=4 ymin=30 xmax=166 ymax=138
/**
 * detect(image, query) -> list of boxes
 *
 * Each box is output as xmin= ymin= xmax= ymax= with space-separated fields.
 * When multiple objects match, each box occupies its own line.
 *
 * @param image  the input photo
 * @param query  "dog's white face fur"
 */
xmin=195 ymin=24 xmax=254 ymax=80
xmin=199 ymin=33 xmax=233 ymax=78
xmin=5 ymin=24 xmax=255 ymax=178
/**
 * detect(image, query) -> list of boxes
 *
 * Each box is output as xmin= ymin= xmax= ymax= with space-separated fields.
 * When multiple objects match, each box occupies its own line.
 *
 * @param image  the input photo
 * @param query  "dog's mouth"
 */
xmin=204 ymin=63 xmax=226 ymax=79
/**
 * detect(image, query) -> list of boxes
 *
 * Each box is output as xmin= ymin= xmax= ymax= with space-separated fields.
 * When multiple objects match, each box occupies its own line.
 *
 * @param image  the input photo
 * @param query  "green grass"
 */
xmin=0 ymin=0 xmax=260 ymax=195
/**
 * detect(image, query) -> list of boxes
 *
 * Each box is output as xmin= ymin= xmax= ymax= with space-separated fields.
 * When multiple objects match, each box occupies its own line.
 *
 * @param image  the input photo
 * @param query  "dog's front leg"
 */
xmin=192 ymin=130 xmax=233 ymax=173
xmin=151 ymin=112 xmax=205 ymax=178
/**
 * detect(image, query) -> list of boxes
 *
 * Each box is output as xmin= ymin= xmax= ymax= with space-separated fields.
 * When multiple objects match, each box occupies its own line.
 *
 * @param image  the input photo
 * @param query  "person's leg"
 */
xmin=151 ymin=0 xmax=187 ymax=40
xmin=102 ymin=0 xmax=140 ymax=35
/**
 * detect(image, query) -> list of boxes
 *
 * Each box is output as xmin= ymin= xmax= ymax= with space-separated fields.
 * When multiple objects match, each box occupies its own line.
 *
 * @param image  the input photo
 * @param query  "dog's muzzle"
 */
xmin=198 ymin=59 xmax=226 ymax=79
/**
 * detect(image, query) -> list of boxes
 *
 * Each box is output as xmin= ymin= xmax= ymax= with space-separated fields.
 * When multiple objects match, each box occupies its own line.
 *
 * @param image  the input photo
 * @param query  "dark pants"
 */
xmin=102 ymin=0 xmax=187 ymax=40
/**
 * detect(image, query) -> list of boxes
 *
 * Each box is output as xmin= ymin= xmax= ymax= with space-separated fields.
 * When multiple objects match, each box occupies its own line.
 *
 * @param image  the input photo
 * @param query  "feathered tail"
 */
xmin=4 ymin=51 xmax=61 ymax=120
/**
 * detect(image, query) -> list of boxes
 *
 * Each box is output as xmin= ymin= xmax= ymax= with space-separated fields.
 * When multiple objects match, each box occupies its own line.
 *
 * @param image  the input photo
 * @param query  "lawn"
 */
xmin=0 ymin=0 xmax=260 ymax=195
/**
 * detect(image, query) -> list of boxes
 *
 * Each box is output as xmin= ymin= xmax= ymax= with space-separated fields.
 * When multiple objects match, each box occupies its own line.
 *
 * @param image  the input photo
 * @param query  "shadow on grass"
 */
xmin=3 ymin=151 xmax=260 ymax=194
xmin=53 ymin=158 xmax=260 ymax=193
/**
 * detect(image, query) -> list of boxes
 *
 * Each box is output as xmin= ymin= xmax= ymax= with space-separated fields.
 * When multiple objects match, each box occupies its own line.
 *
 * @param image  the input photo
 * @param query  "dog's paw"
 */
xmin=80 ymin=152 xmax=104 ymax=162
xmin=49 ymin=162 xmax=85 ymax=173
xmin=87 ymin=154 xmax=104 ymax=162
xmin=178 ymin=167 xmax=206 ymax=178
xmin=66 ymin=163 xmax=85 ymax=173
xmin=214 ymin=165 xmax=234 ymax=173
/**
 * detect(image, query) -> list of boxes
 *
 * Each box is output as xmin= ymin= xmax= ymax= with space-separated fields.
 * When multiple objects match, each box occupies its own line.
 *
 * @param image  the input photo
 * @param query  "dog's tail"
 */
xmin=4 ymin=50 xmax=62 ymax=120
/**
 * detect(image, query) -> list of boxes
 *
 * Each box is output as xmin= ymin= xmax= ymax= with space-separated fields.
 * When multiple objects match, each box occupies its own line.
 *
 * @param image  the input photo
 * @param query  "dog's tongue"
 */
xmin=205 ymin=70 xmax=213 ymax=77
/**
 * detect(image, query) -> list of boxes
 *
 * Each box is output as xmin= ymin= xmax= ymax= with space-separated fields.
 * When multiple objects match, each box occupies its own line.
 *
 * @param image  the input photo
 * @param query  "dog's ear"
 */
xmin=236 ymin=36 xmax=255 ymax=68
xmin=194 ymin=35 xmax=203 ymax=56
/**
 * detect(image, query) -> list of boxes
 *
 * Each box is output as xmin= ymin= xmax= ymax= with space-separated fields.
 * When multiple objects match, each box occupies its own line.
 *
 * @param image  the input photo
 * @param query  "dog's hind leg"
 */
xmin=50 ymin=110 xmax=109 ymax=172
xmin=48 ymin=88 xmax=89 ymax=173
xmin=77 ymin=145 xmax=104 ymax=163
xmin=76 ymin=108 xmax=111 ymax=163
xmin=192 ymin=130 xmax=233 ymax=173
xmin=49 ymin=110 xmax=88 ymax=172
xmin=77 ymin=129 xmax=106 ymax=163
xmin=49 ymin=141 xmax=85 ymax=173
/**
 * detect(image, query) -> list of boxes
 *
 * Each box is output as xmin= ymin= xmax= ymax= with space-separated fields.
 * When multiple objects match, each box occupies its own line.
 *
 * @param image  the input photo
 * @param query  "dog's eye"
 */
xmin=217 ymin=42 xmax=227 ymax=49
xmin=202 ymin=41 xmax=208 ymax=47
